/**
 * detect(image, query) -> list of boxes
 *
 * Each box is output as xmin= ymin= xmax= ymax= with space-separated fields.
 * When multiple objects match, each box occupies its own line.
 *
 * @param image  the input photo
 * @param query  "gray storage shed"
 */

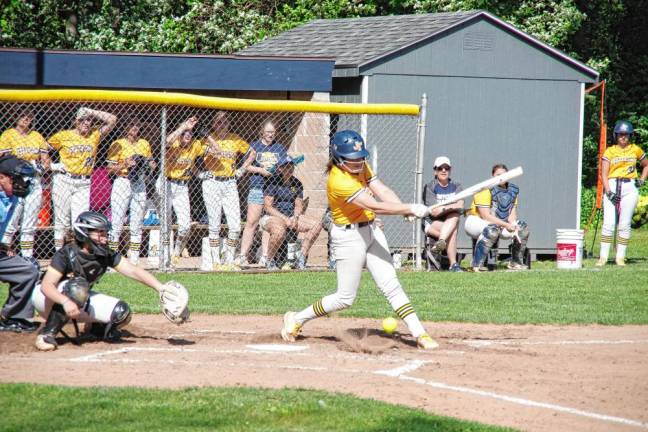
xmin=240 ymin=11 xmax=599 ymax=255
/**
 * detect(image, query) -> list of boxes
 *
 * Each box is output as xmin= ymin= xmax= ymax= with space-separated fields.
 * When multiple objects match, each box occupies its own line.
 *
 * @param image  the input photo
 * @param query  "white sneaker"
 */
xmin=35 ymin=334 xmax=57 ymax=351
xmin=259 ymin=255 xmax=268 ymax=267
xmin=615 ymin=257 xmax=626 ymax=267
xmin=281 ymin=311 xmax=302 ymax=342
xmin=235 ymin=255 xmax=249 ymax=266
xmin=416 ymin=333 xmax=439 ymax=350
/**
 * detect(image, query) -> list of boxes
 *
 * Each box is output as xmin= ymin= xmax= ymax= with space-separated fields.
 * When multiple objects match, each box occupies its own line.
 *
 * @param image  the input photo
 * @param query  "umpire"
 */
xmin=0 ymin=155 xmax=40 ymax=332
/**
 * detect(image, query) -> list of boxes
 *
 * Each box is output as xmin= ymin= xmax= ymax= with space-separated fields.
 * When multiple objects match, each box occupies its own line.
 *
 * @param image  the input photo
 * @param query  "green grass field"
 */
xmin=1 ymin=228 xmax=646 ymax=431
xmin=0 ymin=384 xmax=514 ymax=432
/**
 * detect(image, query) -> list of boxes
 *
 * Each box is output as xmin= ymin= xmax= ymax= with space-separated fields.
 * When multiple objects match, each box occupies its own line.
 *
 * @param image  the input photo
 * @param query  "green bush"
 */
xmin=580 ymin=186 xmax=596 ymax=227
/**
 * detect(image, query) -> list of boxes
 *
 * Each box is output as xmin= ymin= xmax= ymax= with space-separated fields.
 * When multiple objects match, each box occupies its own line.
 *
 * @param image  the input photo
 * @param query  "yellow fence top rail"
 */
xmin=0 ymin=89 xmax=419 ymax=116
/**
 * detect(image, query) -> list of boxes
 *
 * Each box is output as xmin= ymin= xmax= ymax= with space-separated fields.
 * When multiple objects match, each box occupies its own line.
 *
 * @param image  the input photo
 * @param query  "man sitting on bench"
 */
xmin=422 ymin=156 xmax=464 ymax=272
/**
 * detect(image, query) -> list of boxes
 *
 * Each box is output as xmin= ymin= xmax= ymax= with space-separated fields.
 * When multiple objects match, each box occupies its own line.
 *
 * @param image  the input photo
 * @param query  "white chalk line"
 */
xmin=398 ymin=374 xmax=648 ymax=429
xmin=374 ymin=360 xmax=430 ymax=377
xmin=458 ymin=339 xmax=648 ymax=348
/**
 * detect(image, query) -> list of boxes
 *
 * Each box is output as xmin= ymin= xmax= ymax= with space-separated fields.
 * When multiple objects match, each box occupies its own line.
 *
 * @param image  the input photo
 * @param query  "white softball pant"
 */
xmin=602 ymin=179 xmax=638 ymax=241
xmin=202 ymin=178 xmax=241 ymax=239
xmin=32 ymin=282 xmax=120 ymax=324
xmin=464 ymin=215 xmax=516 ymax=240
xmin=52 ymin=173 xmax=90 ymax=248
xmin=2 ymin=177 xmax=42 ymax=257
xmin=295 ymin=223 xmax=426 ymax=337
xmin=161 ymin=180 xmax=191 ymax=238
xmin=110 ymin=177 xmax=147 ymax=246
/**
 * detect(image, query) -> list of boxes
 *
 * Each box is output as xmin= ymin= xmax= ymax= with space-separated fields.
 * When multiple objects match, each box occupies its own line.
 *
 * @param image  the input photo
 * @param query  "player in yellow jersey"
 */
xmin=597 ymin=120 xmax=648 ymax=266
xmin=0 ymin=109 xmax=51 ymax=257
xmin=464 ymin=164 xmax=530 ymax=272
xmin=48 ymin=107 xmax=117 ymax=251
xmin=106 ymin=118 xmax=156 ymax=265
xmin=159 ymin=117 xmax=203 ymax=264
xmin=197 ymin=111 xmax=254 ymax=267
xmin=280 ymin=130 xmax=438 ymax=350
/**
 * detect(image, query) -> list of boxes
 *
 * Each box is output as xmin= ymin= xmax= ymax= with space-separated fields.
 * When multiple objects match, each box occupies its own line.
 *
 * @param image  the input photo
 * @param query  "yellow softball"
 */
xmin=382 ymin=317 xmax=398 ymax=334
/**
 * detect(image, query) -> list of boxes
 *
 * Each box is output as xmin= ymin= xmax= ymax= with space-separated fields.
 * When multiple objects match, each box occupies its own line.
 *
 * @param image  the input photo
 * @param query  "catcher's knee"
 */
xmin=480 ymin=224 xmax=500 ymax=246
xmin=110 ymin=300 xmax=132 ymax=329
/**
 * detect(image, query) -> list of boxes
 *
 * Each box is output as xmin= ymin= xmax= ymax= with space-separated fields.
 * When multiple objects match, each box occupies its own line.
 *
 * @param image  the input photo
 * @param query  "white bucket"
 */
xmin=556 ymin=229 xmax=584 ymax=269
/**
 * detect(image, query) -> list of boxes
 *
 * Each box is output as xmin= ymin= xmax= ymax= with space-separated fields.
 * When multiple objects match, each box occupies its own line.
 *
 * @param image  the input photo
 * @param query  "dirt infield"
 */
xmin=2 ymin=314 xmax=647 ymax=432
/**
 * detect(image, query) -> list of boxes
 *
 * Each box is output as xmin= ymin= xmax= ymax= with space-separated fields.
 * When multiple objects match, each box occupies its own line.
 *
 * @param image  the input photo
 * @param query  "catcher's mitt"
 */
xmin=159 ymin=281 xmax=190 ymax=324
xmin=61 ymin=276 xmax=90 ymax=308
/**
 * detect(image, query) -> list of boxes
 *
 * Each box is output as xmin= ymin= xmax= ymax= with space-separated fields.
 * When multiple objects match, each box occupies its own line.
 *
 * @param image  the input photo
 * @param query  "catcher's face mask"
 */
xmin=11 ymin=162 xmax=35 ymax=198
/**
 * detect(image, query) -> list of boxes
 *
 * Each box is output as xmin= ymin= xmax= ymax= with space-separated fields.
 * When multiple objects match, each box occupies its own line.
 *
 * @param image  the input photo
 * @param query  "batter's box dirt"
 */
xmin=1 ymin=314 xmax=647 ymax=432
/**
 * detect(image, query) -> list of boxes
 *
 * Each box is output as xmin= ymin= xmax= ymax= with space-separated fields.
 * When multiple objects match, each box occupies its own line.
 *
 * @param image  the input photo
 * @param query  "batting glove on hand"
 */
xmin=636 ymin=178 xmax=645 ymax=188
xmin=410 ymin=204 xmax=430 ymax=218
xmin=606 ymin=191 xmax=621 ymax=204
xmin=197 ymin=171 xmax=209 ymax=181
xmin=234 ymin=167 xmax=245 ymax=178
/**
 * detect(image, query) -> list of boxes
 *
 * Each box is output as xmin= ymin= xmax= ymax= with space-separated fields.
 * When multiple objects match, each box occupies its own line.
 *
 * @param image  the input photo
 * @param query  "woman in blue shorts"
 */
xmin=238 ymin=120 xmax=287 ymax=265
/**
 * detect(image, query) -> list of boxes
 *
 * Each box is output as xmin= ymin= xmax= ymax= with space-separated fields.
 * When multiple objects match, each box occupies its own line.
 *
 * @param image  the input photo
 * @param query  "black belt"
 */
xmin=203 ymin=173 xmax=235 ymax=181
xmin=167 ymin=178 xmax=188 ymax=185
xmin=66 ymin=173 xmax=91 ymax=180
xmin=613 ymin=178 xmax=632 ymax=183
xmin=339 ymin=221 xmax=373 ymax=229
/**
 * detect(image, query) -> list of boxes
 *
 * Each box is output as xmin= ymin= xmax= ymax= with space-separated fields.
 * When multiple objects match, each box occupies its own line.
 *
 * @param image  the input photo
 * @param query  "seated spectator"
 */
xmin=464 ymin=163 xmax=530 ymax=271
xmin=422 ymin=156 xmax=464 ymax=272
xmin=260 ymin=156 xmax=322 ymax=271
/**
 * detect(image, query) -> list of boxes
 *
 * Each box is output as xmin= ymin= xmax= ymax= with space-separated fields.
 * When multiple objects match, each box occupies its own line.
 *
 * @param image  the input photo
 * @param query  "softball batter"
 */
xmin=198 ymin=112 xmax=253 ymax=266
xmin=0 ymin=109 xmax=51 ymax=257
xmin=48 ymin=107 xmax=117 ymax=251
xmin=107 ymin=118 xmax=155 ymax=265
xmin=281 ymin=130 xmax=438 ymax=349
xmin=161 ymin=117 xmax=203 ymax=262
xmin=597 ymin=120 xmax=647 ymax=266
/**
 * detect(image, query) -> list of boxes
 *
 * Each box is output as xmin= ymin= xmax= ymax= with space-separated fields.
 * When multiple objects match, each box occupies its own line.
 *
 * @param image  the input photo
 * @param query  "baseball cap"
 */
xmin=278 ymin=155 xmax=295 ymax=166
xmin=433 ymin=156 xmax=451 ymax=168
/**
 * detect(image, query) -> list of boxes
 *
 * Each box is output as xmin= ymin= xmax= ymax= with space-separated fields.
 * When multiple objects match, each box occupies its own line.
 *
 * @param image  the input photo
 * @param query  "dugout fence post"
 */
xmin=159 ymin=106 xmax=170 ymax=271
xmin=414 ymin=93 xmax=428 ymax=270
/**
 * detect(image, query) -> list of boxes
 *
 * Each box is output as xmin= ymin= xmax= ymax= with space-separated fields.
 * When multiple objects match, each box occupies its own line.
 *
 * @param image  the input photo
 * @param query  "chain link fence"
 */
xmin=0 ymin=91 xmax=423 ymax=271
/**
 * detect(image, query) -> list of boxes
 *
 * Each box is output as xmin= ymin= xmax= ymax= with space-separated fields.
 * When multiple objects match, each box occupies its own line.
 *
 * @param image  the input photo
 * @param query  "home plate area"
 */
xmin=1 ymin=314 xmax=647 ymax=432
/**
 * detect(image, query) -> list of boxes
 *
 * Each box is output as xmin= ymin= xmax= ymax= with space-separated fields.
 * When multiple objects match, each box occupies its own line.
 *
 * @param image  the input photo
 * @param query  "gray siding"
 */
xmin=368 ymin=73 xmax=582 ymax=251
xmin=363 ymin=19 xmax=596 ymax=83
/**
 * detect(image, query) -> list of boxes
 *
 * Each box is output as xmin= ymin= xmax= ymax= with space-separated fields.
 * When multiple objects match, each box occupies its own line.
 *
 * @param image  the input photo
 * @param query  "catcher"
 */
xmin=32 ymin=211 xmax=189 ymax=351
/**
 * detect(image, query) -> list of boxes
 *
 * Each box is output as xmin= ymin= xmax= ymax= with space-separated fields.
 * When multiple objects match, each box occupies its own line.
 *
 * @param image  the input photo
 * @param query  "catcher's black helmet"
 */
xmin=73 ymin=211 xmax=112 ymax=256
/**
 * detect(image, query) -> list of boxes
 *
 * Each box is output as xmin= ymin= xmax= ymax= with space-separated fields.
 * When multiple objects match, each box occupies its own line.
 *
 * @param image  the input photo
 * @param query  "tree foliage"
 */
xmin=1 ymin=0 xmax=646 ymax=187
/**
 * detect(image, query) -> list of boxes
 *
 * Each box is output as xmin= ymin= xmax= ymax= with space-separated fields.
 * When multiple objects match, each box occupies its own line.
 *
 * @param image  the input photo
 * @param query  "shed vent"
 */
xmin=463 ymin=32 xmax=495 ymax=51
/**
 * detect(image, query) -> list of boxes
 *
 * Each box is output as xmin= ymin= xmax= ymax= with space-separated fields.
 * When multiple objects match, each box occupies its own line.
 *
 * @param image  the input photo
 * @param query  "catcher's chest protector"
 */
xmin=62 ymin=244 xmax=114 ymax=286
xmin=490 ymin=184 xmax=519 ymax=220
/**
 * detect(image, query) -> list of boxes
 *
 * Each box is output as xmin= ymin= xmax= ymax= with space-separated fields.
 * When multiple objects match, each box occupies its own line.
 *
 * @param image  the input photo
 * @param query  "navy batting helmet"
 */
xmin=613 ymin=120 xmax=634 ymax=141
xmin=331 ymin=130 xmax=369 ymax=173
xmin=73 ymin=211 xmax=112 ymax=257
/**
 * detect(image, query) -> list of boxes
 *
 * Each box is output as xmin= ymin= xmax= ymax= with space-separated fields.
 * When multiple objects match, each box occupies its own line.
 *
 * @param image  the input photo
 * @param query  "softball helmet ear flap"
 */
xmin=331 ymin=130 xmax=369 ymax=170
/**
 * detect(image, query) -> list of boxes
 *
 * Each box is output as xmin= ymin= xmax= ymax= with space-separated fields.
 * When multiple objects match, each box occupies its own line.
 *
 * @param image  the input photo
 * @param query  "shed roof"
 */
xmin=239 ymin=11 xmax=598 ymax=80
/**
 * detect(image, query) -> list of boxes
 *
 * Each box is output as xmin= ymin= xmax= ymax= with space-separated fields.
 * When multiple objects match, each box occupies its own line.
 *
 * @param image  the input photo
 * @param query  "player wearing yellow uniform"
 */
xmin=159 ymin=117 xmax=203 ymax=263
xmin=280 ymin=130 xmax=438 ymax=350
xmin=197 ymin=112 xmax=254 ymax=267
xmin=597 ymin=120 xmax=648 ymax=266
xmin=106 ymin=119 xmax=156 ymax=265
xmin=0 ymin=110 xmax=51 ymax=257
xmin=48 ymin=107 xmax=117 ymax=251
xmin=464 ymin=164 xmax=530 ymax=271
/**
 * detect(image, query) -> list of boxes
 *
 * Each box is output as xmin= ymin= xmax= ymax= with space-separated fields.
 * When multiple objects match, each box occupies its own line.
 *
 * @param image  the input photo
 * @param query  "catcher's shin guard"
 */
xmin=36 ymin=304 xmax=69 ymax=350
xmin=90 ymin=301 xmax=131 ymax=341
xmin=512 ymin=221 xmax=530 ymax=265
xmin=472 ymin=224 xmax=500 ymax=268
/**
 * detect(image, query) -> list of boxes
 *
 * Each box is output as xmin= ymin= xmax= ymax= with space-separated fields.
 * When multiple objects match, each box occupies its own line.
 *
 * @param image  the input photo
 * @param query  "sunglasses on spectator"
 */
xmin=436 ymin=165 xmax=451 ymax=171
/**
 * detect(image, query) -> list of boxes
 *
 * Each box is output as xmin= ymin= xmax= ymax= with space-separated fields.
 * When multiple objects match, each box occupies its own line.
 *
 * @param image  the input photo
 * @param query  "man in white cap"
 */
xmin=422 ymin=156 xmax=464 ymax=271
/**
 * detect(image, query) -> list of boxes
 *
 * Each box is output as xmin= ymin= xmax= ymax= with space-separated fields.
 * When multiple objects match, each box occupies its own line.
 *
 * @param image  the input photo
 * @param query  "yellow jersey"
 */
xmin=602 ymin=144 xmax=646 ymax=179
xmin=48 ymin=129 xmax=101 ymax=176
xmin=106 ymin=138 xmax=152 ymax=177
xmin=468 ymin=188 xmax=518 ymax=217
xmin=0 ymin=128 xmax=48 ymax=162
xmin=200 ymin=133 xmax=249 ymax=177
xmin=327 ymin=163 xmax=377 ymax=225
xmin=165 ymin=139 xmax=202 ymax=180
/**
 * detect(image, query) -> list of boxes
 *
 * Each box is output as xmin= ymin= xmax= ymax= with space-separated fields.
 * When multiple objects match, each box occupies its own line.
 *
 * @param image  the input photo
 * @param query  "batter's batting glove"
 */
xmin=410 ymin=204 xmax=430 ymax=218
xmin=50 ymin=163 xmax=67 ymax=174
xmin=606 ymin=191 xmax=621 ymax=204
xmin=636 ymin=178 xmax=645 ymax=188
